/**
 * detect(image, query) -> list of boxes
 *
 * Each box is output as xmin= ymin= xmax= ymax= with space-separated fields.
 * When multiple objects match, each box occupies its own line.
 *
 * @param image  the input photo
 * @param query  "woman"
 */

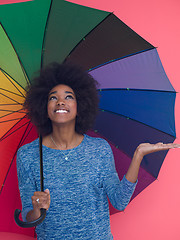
xmin=16 ymin=63 xmax=180 ymax=240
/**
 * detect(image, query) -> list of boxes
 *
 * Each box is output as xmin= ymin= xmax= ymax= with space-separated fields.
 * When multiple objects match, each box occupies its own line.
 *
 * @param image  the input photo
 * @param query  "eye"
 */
xmin=49 ymin=95 xmax=57 ymax=101
xmin=65 ymin=95 xmax=74 ymax=100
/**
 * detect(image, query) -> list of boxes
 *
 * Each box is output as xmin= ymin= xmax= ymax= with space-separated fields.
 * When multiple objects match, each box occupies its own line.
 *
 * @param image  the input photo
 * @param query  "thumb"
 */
xmin=44 ymin=189 xmax=50 ymax=194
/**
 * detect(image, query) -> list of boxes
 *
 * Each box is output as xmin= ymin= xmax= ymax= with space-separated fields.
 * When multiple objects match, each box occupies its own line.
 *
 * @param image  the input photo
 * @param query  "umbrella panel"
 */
xmin=0 ymin=71 xmax=26 ymax=98
xmin=0 ymin=0 xmax=51 ymax=82
xmin=90 ymin=48 xmax=175 ymax=92
xmin=65 ymin=13 xmax=154 ymax=70
xmin=0 ymin=112 xmax=26 ymax=139
xmin=0 ymin=70 xmax=26 ymax=140
xmin=94 ymin=111 xmax=175 ymax=178
xmin=0 ymin=25 xmax=29 ymax=89
xmin=0 ymin=125 xmax=37 ymax=236
xmin=0 ymin=118 xmax=37 ymax=191
xmin=43 ymin=0 xmax=109 ymax=67
xmin=99 ymin=89 xmax=176 ymax=136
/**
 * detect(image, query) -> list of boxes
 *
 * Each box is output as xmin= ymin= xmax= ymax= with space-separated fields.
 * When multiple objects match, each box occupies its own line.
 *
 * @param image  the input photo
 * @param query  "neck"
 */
xmin=51 ymin=124 xmax=80 ymax=150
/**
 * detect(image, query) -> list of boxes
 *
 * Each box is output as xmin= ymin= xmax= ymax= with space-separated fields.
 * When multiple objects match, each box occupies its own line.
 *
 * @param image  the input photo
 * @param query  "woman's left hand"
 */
xmin=135 ymin=142 xmax=180 ymax=160
xmin=125 ymin=142 xmax=180 ymax=183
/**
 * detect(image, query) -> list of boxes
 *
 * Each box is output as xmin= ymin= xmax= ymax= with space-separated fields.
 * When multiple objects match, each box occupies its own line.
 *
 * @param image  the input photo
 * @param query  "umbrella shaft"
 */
xmin=39 ymin=135 xmax=44 ymax=192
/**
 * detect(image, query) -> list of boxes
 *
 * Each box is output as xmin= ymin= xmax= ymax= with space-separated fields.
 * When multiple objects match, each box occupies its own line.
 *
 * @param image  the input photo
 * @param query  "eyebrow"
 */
xmin=48 ymin=91 xmax=57 ymax=96
xmin=48 ymin=90 xmax=75 ymax=96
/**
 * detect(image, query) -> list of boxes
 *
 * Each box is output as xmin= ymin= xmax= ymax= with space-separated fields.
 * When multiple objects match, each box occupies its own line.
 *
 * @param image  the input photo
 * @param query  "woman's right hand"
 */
xmin=32 ymin=189 xmax=50 ymax=211
xmin=26 ymin=189 xmax=50 ymax=222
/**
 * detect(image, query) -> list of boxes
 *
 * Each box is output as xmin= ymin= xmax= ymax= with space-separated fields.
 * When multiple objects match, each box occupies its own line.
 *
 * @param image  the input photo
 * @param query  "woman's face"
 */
xmin=47 ymin=84 xmax=77 ymax=127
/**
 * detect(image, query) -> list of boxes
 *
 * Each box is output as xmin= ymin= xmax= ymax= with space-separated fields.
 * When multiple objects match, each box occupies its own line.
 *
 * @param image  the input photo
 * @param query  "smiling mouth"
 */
xmin=55 ymin=109 xmax=68 ymax=113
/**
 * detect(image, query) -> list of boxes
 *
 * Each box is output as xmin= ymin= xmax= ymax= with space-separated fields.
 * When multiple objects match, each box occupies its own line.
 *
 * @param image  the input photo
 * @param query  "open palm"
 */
xmin=136 ymin=142 xmax=180 ymax=158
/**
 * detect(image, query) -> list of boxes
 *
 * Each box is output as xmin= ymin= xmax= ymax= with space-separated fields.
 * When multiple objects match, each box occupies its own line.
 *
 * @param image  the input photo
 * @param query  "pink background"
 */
xmin=0 ymin=0 xmax=180 ymax=239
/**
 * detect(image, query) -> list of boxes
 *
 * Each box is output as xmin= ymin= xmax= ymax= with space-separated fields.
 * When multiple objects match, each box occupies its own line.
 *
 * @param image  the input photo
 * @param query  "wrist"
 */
xmin=133 ymin=147 xmax=144 ymax=164
xmin=26 ymin=209 xmax=40 ymax=222
xmin=30 ymin=208 xmax=41 ymax=219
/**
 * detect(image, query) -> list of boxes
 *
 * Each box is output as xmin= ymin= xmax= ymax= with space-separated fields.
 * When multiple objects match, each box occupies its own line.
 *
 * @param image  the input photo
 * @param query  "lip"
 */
xmin=54 ymin=108 xmax=69 ymax=113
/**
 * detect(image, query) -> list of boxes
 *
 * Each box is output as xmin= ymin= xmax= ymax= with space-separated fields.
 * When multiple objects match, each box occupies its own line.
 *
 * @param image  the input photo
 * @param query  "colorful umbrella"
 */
xmin=0 ymin=0 xmax=176 ymax=229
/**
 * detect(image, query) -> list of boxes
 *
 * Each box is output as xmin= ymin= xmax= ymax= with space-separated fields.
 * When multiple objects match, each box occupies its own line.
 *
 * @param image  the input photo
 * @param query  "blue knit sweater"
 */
xmin=16 ymin=134 xmax=137 ymax=239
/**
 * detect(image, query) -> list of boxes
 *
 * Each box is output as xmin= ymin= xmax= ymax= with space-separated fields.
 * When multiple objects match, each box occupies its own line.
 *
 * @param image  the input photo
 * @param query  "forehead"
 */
xmin=49 ymin=84 xmax=74 ymax=94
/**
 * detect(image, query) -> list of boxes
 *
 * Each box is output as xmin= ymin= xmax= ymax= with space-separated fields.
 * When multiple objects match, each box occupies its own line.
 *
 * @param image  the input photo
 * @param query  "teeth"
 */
xmin=56 ymin=110 xmax=68 ymax=113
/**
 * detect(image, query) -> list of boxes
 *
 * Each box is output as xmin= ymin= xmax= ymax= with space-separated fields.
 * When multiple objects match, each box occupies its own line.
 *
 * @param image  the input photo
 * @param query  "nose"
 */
xmin=56 ymin=98 xmax=65 ymax=106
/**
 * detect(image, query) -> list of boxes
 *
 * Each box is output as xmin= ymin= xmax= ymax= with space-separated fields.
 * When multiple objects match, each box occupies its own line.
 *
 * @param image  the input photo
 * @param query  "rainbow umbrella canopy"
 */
xmin=0 ymin=0 xmax=176 ymax=222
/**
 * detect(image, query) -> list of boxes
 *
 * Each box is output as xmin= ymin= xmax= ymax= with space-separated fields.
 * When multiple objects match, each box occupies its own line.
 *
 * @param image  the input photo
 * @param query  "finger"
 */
xmin=163 ymin=143 xmax=180 ymax=148
xmin=33 ymin=191 xmax=43 ymax=196
xmin=44 ymin=189 xmax=50 ymax=194
xmin=31 ymin=195 xmax=41 ymax=209
xmin=44 ymin=189 xmax=50 ymax=200
xmin=171 ymin=143 xmax=180 ymax=148
xmin=156 ymin=143 xmax=180 ymax=150
xmin=34 ymin=191 xmax=49 ymax=200
xmin=32 ymin=195 xmax=44 ymax=204
xmin=44 ymin=189 xmax=50 ymax=209
xmin=32 ymin=193 xmax=50 ymax=210
xmin=32 ymin=197 xmax=50 ymax=210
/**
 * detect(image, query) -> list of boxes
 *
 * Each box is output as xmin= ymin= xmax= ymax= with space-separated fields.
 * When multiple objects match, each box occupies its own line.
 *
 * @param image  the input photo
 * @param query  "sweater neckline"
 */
xmin=42 ymin=134 xmax=86 ymax=152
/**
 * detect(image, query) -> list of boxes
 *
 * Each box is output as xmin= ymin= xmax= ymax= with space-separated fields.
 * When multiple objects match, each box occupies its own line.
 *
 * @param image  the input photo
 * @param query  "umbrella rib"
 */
xmin=0 ymin=104 xmax=24 ymax=112
xmin=99 ymin=108 xmax=175 ymax=138
xmin=63 ymin=11 xmax=154 ymax=69
xmin=0 ymin=107 xmax=23 ymax=110
xmin=0 ymin=23 xmax=30 ymax=88
xmin=0 ymin=68 xmax=27 ymax=95
xmin=0 ymin=87 xmax=25 ymax=98
xmin=88 ymin=48 xmax=155 ymax=72
xmin=41 ymin=0 xmax=53 ymax=69
xmin=0 ymin=118 xmax=25 ymax=124
xmin=91 ymin=129 xmax=137 ymax=165
xmin=63 ymin=11 xmax=113 ymax=64
xmin=0 ymin=92 xmax=23 ymax=105
xmin=0 ymin=69 xmax=26 ymax=97
xmin=0 ymin=108 xmax=25 ymax=114
xmin=98 ymin=88 xmax=177 ymax=94
xmin=0 ymin=122 xmax=33 ymax=194
xmin=0 ymin=103 xmax=21 ymax=106
xmin=16 ymin=122 xmax=35 ymax=150
xmin=0 ymin=108 xmax=25 ymax=121
xmin=0 ymin=109 xmax=24 ymax=113
xmin=0 ymin=116 xmax=30 ymax=142
xmin=91 ymin=129 xmax=159 ymax=179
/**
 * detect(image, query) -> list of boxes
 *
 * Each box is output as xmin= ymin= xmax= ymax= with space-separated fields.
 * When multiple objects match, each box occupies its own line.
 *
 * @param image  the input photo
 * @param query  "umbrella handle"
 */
xmin=14 ymin=208 xmax=46 ymax=228
xmin=14 ymin=135 xmax=46 ymax=228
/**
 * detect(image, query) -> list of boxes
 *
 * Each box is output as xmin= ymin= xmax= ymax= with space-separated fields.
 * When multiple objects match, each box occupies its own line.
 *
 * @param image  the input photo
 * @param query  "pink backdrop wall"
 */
xmin=0 ymin=0 xmax=180 ymax=239
xmin=68 ymin=1 xmax=180 ymax=239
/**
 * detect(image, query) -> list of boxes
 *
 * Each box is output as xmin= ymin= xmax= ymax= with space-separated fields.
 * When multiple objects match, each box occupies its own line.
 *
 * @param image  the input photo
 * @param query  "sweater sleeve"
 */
xmin=101 ymin=141 xmax=137 ymax=211
xmin=16 ymin=148 xmax=37 ymax=221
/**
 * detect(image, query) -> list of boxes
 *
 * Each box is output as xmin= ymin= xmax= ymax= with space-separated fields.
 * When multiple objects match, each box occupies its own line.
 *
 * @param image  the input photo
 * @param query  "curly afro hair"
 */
xmin=24 ymin=62 xmax=99 ymax=136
